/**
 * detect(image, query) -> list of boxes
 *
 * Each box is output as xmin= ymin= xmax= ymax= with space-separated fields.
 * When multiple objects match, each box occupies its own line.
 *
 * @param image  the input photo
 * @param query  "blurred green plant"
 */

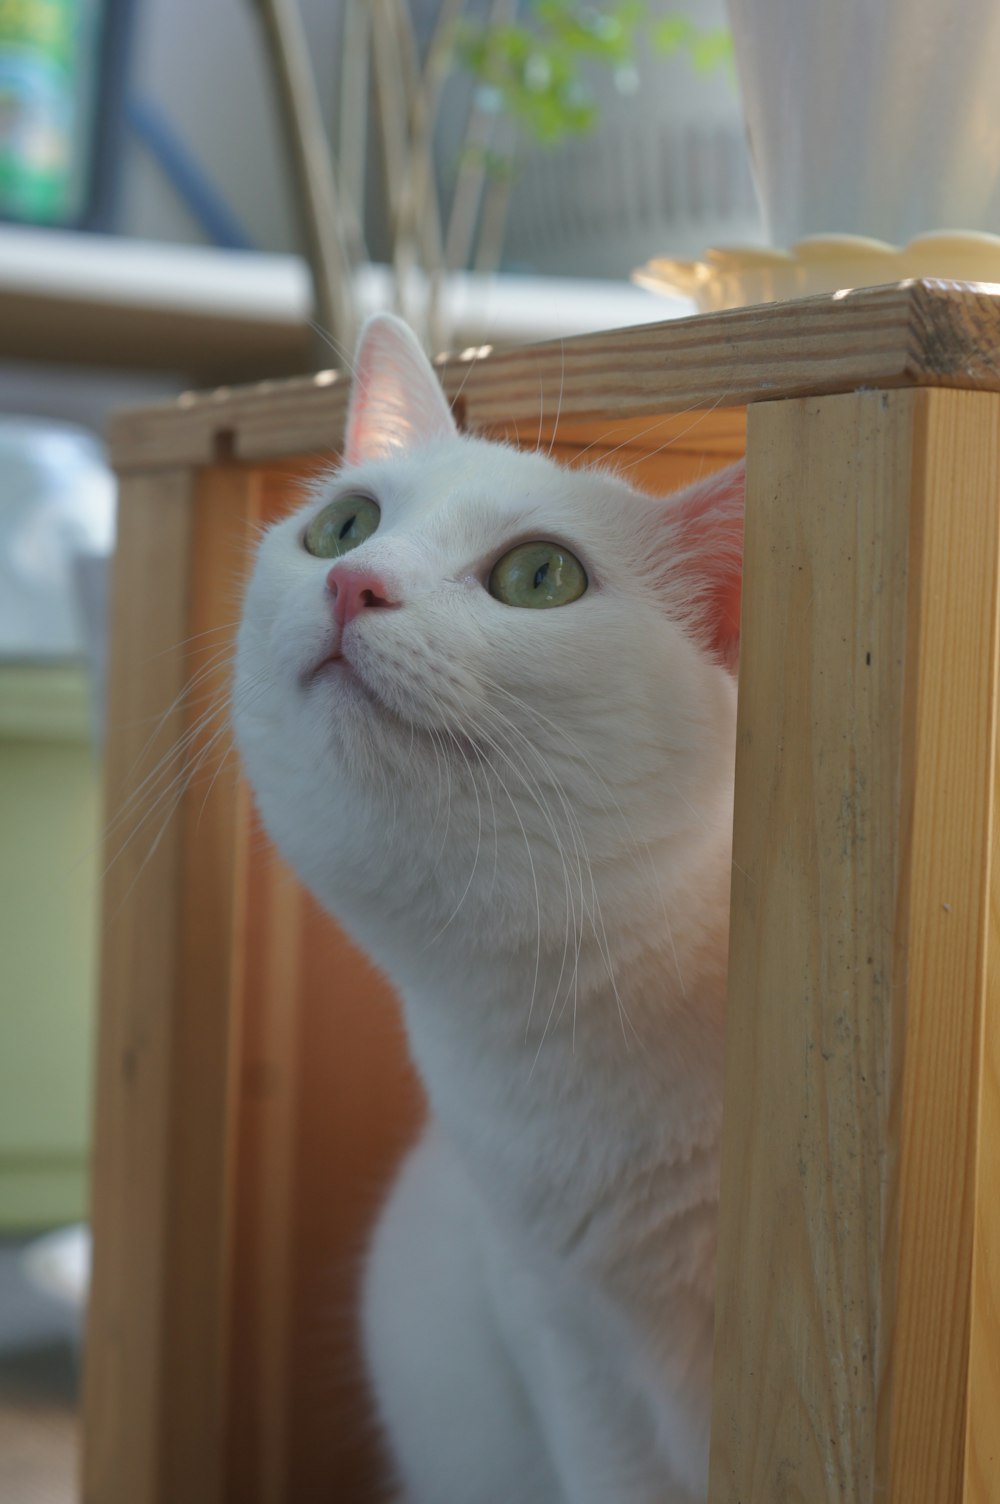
xmin=455 ymin=0 xmax=733 ymax=147
xmin=252 ymin=0 xmax=734 ymax=351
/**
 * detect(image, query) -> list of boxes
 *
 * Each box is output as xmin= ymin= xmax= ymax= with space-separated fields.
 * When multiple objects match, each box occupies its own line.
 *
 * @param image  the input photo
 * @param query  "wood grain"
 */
xmin=82 ymin=469 xmax=196 ymax=1504
xmin=964 ymin=736 xmax=1000 ymax=1501
xmin=224 ymin=829 xmax=425 ymax=1504
xmin=83 ymin=458 xmax=424 ymax=1504
xmin=224 ymin=839 xmax=301 ymax=1504
xmin=709 ymin=388 xmax=1000 ymax=1504
xmin=107 ymin=282 xmax=1000 ymax=472
xmin=534 ymin=407 xmax=746 ymax=454
xmin=283 ymin=889 xmax=424 ymax=1502
xmin=160 ymin=468 xmax=260 ymax=1504
xmin=83 ymin=466 xmax=261 ymax=1504
xmin=889 ymin=391 xmax=1000 ymax=1502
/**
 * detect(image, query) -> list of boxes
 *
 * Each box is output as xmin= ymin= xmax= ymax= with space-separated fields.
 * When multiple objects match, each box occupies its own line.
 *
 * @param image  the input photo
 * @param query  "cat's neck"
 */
xmin=309 ymin=742 xmax=734 ymax=1260
xmin=381 ymin=822 xmax=732 ymax=1261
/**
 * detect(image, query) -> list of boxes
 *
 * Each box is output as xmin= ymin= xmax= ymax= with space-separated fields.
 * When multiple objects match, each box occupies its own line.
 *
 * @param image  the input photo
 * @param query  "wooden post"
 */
xmin=82 ymin=466 xmax=258 ymax=1504
xmin=709 ymin=389 xmax=1000 ymax=1504
xmin=82 ymin=463 xmax=424 ymax=1504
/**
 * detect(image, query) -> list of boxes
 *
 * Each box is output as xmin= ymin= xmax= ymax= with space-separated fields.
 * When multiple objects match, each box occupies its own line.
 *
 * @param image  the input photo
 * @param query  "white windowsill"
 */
xmin=0 ymin=225 xmax=693 ymax=382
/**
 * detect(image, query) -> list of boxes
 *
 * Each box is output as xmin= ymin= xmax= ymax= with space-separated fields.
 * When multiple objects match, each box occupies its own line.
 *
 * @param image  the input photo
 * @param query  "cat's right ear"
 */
xmin=656 ymin=460 xmax=745 ymax=671
xmin=343 ymin=313 xmax=458 ymax=465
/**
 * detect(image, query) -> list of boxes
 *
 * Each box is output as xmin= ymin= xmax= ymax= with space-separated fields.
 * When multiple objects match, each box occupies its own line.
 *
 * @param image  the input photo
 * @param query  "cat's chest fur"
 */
xmin=284 ymin=754 xmax=732 ymax=1275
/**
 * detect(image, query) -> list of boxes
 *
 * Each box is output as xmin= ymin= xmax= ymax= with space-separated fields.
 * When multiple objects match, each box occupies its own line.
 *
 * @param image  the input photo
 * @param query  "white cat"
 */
xmin=233 ymin=314 xmax=743 ymax=1504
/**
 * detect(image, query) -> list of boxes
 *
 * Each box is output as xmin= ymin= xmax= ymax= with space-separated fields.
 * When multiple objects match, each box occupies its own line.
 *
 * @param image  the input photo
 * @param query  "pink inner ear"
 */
xmin=711 ymin=567 xmax=743 ymax=669
xmin=344 ymin=314 xmax=457 ymax=466
xmin=670 ymin=461 xmax=745 ymax=669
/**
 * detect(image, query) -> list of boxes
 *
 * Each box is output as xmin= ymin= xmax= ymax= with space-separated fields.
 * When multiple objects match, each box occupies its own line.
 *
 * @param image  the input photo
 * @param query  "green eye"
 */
xmin=304 ymin=494 xmax=380 ymax=558
xmin=488 ymin=541 xmax=587 ymax=609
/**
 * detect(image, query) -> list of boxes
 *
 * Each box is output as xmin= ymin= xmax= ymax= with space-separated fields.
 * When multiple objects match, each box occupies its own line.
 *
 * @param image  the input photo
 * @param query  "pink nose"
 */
xmin=326 ymin=564 xmax=398 ymax=627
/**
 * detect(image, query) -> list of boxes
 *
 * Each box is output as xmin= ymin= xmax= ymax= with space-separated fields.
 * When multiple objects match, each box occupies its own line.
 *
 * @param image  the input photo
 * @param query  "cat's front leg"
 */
xmin=524 ymin=1336 xmax=704 ymax=1504
xmin=363 ymin=1126 xmax=562 ymax=1504
xmin=488 ymin=1251 xmax=708 ymax=1504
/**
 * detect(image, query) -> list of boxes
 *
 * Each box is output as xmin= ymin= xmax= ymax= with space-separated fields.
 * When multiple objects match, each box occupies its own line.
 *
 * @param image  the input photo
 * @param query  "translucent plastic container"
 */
xmin=0 ymin=0 xmax=135 ymax=227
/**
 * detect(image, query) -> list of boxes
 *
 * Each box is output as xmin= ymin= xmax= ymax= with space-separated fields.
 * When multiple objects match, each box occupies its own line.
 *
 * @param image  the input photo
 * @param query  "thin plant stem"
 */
xmin=335 ymin=0 xmax=372 ymax=265
xmin=250 ymin=0 xmax=358 ymax=354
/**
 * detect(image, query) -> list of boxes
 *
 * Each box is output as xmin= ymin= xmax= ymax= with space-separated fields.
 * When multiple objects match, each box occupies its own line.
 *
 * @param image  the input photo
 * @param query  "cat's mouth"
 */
xmin=305 ymin=648 xmax=364 ymax=689
xmin=301 ymin=636 xmax=392 ymax=718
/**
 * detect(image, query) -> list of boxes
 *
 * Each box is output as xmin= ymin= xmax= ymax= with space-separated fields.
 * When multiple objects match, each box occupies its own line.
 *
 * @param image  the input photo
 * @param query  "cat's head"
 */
xmin=234 ymin=315 xmax=742 ymax=947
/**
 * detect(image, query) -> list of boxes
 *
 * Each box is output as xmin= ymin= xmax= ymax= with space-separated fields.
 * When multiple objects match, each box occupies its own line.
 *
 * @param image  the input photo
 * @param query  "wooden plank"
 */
xmin=533 ymin=407 xmax=746 ymax=454
xmin=545 ymin=441 xmax=740 ymax=497
xmin=159 ymin=468 xmax=260 ymax=1504
xmin=965 ymin=747 xmax=1000 ymax=1498
xmin=82 ymin=466 xmax=260 ymax=1504
xmin=887 ymin=390 xmax=1000 ymax=1502
xmin=283 ymin=888 xmax=424 ymax=1503
xmin=83 ymin=470 xmax=195 ymax=1504
xmin=223 ymin=823 xmax=426 ymax=1504
xmin=709 ymin=388 xmax=1000 ymax=1503
xmin=225 ymin=832 xmax=302 ymax=1504
xmin=107 ymin=282 xmax=1000 ymax=472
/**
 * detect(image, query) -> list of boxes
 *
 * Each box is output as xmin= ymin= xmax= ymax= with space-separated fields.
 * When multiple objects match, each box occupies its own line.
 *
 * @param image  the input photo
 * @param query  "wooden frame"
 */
xmin=84 ymin=283 xmax=1000 ymax=1503
xmin=712 ymin=389 xmax=1000 ymax=1502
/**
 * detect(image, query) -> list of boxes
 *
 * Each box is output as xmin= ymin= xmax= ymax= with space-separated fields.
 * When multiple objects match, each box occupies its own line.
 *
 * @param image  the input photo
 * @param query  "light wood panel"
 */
xmin=160 ymin=468 xmax=260 ymax=1504
xmin=83 ymin=468 xmax=197 ymax=1504
xmin=709 ymin=388 xmax=1000 ymax=1504
xmin=83 ymin=457 xmax=425 ymax=1504
xmin=536 ymin=407 xmax=747 ymax=455
xmin=965 ymin=746 xmax=1000 ymax=1497
xmin=224 ymin=828 xmax=425 ymax=1504
xmin=887 ymin=390 xmax=1000 ymax=1501
xmin=108 ymin=282 xmax=1000 ymax=473
xmin=84 ymin=466 xmax=261 ymax=1504
xmin=544 ymin=431 xmax=743 ymax=498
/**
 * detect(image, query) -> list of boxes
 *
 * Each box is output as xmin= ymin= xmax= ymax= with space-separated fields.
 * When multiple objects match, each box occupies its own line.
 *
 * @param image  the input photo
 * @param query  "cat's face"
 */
xmin=234 ymin=316 xmax=742 ymax=948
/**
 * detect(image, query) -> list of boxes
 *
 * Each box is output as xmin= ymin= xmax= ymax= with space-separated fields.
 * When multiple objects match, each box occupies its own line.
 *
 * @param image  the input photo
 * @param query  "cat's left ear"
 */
xmin=657 ymin=460 xmax=745 ymax=671
xmin=343 ymin=313 xmax=458 ymax=465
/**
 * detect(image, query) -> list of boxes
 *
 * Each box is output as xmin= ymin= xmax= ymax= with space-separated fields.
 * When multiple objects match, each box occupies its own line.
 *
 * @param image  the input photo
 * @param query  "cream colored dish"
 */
xmin=633 ymin=232 xmax=1000 ymax=312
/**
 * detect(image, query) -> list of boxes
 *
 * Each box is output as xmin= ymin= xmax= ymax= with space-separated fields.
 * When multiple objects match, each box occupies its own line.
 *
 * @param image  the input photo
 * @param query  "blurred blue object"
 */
xmin=126 ymin=95 xmax=256 ymax=250
xmin=0 ymin=417 xmax=115 ymax=662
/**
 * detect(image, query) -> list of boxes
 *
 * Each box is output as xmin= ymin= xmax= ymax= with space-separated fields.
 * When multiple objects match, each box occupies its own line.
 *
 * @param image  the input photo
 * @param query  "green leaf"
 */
xmin=690 ymin=28 xmax=734 ymax=71
xmin=454 ymin=2 xmax=733 ymax=148
xmin=651 ymin=15 xmax=696 ymax=52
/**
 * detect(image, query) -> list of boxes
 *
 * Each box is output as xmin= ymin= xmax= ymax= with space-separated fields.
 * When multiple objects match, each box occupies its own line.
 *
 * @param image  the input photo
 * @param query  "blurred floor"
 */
xmin=0 ymin=1237 xmax=81 ymax=1504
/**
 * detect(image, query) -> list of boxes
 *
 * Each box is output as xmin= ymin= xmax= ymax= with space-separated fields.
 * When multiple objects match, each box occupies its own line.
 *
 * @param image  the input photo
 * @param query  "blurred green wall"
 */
xmin=0 ymin=663 xmax=101 ymax=1228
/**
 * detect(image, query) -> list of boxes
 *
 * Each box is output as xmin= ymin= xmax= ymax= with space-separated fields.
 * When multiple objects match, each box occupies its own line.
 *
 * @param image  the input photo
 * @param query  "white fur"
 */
xmin=233 ymin=316 xmax=741 ymax=1503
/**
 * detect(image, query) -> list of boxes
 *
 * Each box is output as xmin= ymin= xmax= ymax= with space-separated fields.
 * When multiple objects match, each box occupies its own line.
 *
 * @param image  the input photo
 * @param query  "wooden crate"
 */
xmin=83 ymin=283 xmax=1000 ymax=1504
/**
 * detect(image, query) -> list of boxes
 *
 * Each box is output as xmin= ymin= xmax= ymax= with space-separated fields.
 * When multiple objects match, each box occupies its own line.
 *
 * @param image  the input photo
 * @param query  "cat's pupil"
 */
xmin=533 ymin=562 xmax=549 ymax=589
xmin=339 ymin=514 xmax=357 ymax=540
